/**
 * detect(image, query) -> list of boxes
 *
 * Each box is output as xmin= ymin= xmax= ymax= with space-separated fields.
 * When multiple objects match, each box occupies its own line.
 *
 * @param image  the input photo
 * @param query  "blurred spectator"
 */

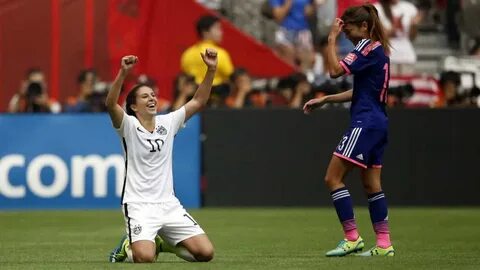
xmin=375 ymin=0 xmax=423 ymax=75
xmin=137 ymin=74 xmax=171 ymax=112
xmin=181 ymin=15 xmax=234 ymax=108
xmin=171 ymin=73 xmax=197 ymax=111
xmin=269 ymin=0 xmax=316 ymax=66
xmin=436 ymin=71 xmax=480 ymax=107
xmin=221 ymin=0 xmax=278 ymax=47
xmin=444 ymin=0 xmax=460 ymax=49
xmin=270 ymin=72 xmax=312 ymax=108
xmin=64 ymin=69 xmax=97 ymax=113
xmin=386 ymin=81 xmax=414 ymax=107
xmin=225 ymin=68 xmax=268 ymax=108
xmin=315 ymin=0 xmax=337 ymax=36
xmin=389 ymin=76 xmax=439 ymax=107
xmin=8 ymin=68 xmax=61 ymax=113
xmin=181 ymin=15 xmax=234 ymax=87
xmin=469 ymin=39 xmax=480 ymax=58
xmin=87 ymin=82 xmax=109 ymax=112
xmin=435 ymin=71 xmax=464 ymax=107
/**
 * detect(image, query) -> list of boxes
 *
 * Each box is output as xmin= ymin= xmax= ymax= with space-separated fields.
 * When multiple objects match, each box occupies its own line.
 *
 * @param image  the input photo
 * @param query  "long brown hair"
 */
xmin=125 ymin=84 xmax=149 ymax=117
xmin=341 ymin=4 xmax=391 ymax=55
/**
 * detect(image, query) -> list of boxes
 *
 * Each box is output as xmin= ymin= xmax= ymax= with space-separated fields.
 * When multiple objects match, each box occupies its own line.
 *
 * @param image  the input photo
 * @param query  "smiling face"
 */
xmin=130 ymin=86 xmax=157 ymax=117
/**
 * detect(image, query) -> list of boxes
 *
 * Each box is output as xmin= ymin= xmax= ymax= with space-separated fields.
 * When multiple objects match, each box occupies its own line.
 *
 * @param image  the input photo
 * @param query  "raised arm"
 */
xmin=272 ymin=0 xmax=293 ymax=23
xmin=184 ymin=48 xmax=218 ymax=121
xmin=105 ymin=55 xmax=138 ymax=128
xmin=303 ymin=89 xmax=352 ymax=114
xmin=326 ymin=18 xmax=346 ymax=79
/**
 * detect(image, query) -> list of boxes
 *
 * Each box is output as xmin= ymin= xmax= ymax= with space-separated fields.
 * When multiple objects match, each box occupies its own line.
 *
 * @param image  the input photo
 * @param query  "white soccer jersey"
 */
xmin=115 ymin=107 xmax=186 ymax=204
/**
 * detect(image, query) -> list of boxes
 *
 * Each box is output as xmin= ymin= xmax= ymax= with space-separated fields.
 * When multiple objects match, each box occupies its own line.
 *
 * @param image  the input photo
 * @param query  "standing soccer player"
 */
xmin=303 ymin=4 xmax=394 ymax=257
xmin=107 ymin=49 xmax=217 ymax=263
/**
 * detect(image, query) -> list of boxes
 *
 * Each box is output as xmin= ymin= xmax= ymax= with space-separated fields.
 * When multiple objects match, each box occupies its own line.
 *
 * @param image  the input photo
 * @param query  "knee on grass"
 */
xmin=132 ymin=250 xmax=156 ymax=263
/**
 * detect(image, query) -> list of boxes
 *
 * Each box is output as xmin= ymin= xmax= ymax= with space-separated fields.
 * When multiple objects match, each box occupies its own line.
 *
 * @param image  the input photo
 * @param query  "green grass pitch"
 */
xmin=1 ymin=208 xmax=479 ymax=269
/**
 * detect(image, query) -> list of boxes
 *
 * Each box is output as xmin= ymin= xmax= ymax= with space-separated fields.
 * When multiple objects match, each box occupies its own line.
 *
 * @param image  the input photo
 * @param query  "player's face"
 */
xmin=134 ymin=86 xmax=157 ymax=116
xmin=342 ymin=21 xmax=368 ymax=44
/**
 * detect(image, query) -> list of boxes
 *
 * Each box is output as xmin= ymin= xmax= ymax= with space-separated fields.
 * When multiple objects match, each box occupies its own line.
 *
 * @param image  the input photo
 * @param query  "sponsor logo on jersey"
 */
xmin=344 ymin=53 xmax=357 ymax=65
xmin=157 ymin=125 xmax=167 ymax=135
xmin=356 ymin=153 xmax=364 ymax=160
xmin=136 ymin=127 xmax=144 ymax=133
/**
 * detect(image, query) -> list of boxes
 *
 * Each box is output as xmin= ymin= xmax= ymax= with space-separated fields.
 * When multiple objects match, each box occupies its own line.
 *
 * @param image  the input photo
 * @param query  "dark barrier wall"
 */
xmin=203 ymin=109 xmax=480 ymax=206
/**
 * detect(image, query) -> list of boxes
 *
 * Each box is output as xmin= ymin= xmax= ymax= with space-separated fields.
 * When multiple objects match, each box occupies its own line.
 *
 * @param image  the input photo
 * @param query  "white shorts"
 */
xmin=275 ymin=27 xmax=313 ymax=50
xmin=122 ymin=201 xmax=205 ymax=246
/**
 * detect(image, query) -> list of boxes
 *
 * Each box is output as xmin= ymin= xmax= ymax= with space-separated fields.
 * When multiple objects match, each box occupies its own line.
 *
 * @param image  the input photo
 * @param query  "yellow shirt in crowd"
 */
xmin=180 ymin=40 xmax=234 ymax=86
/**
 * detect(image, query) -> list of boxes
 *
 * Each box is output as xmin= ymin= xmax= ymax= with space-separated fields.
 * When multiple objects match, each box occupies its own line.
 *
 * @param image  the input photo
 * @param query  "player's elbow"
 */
xmin=105 ymin=100 xmax=114 ymax=109
xmin=329 ymin=66 xmax=345 ymax=79
xmin=194 ymin=97 xmax=208 ymax=109
xmin=329 ymin=71 xmax=342 ymax=79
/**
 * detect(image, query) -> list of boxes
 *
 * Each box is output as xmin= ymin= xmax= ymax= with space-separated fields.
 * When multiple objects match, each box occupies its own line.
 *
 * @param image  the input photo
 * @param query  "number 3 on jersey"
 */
xmin=147 ymin=139 xmax=164 ymax=152
xmin=337 ymin=136 xmax=348 ymax=151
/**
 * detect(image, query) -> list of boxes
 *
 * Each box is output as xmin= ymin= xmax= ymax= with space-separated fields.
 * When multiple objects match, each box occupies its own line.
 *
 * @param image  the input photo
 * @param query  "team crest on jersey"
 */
xmin=133 ymin=224 xmax=142 ymax=235
xmin=344 ymin=53 xmax=357 ymax=65
xmin=156 ymin=125 xmax=167 ymax=135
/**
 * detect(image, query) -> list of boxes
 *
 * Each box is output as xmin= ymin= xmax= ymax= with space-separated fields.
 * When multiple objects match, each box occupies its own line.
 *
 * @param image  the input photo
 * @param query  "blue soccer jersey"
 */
xmin=339 ymin=39 xmax=389 ymax=129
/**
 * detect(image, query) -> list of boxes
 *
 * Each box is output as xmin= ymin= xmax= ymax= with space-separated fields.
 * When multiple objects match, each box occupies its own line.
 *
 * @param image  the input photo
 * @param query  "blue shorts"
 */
xmin=333 ymin=127 xmax=388 ymax=169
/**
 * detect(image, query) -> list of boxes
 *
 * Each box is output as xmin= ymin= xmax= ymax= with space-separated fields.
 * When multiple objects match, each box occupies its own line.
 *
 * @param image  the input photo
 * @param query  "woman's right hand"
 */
xmin=121 ymin=55 xmax=138 ymax=73
xmin=330 ymin=18 xmax=344 ymax=37
xmin=303 ymin=96 xmax=328 ymax=114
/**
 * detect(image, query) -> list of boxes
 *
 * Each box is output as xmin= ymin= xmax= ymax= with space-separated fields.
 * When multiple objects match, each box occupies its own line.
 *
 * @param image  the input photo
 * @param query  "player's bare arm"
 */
xmin=184 ymin=48 xmax=218 ymax=121
xmin=327 ymin=18 xmax=346 ymax=79
xmin=105 ymin=55 xmax=138 ymax=128
xmin=303 ymin=89 xmax=353 ymax=114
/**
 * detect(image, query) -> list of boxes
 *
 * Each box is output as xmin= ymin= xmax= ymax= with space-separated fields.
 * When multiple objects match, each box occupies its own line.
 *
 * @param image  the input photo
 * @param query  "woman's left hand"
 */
xmin=201 ymin=48 xmax=218 ymax=71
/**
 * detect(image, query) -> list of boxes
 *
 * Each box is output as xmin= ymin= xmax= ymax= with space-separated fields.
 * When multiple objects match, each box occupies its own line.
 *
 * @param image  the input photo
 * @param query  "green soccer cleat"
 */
xmin=356 ymin=245 xmax=395 ymax=257
xmin=325 ymin=237 xmax=365 ymax=257
xmin=109 ymin=235 xmax=129 ymax=262
xmin=155 ymin=235 xmax=164 ymax=256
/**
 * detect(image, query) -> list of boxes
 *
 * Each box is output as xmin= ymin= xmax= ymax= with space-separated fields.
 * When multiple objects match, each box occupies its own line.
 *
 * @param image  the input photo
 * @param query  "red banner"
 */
xmin=107 ymin=0 xmax=294 ymax=101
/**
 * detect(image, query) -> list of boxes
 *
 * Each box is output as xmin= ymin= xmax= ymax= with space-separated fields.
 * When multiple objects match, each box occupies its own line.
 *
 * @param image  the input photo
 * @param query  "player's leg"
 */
xmin=111 ymin=236 xmax=156 ymax=263
xmin=109 ymin=203 xmax=159 ymax=263
xmin=178 ymin=234 xmax=214 ymax=262
xmin=157 ymin=202 xmax=213 ymax=262
xmin=325 ymin=128 xmax=367 ymax=257
xmin=357 ymin=167 xmax=394 ymax=256
xmin=357 ymin=130 xmax=394 ymax=257
xmin=109 ymin=234 xmax=129 ymax=262
xmin=324 ymin=155 xmax=365 ymax=257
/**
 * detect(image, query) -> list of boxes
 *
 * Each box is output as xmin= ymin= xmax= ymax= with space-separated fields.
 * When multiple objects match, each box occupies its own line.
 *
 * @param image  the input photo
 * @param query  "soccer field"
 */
xmin=1 ymin=208 xmax=479 ymax=270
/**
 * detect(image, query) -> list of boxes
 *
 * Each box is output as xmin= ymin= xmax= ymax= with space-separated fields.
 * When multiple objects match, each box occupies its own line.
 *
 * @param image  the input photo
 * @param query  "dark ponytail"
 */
xmin=125 ymin=84 xmax=149 ymax=117
xmin=341 ymin=4 xmax=391 ymax=55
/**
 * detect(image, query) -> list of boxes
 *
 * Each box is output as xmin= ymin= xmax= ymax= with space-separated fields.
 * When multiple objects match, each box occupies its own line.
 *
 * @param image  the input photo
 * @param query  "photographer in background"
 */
xmin=64 ymin=69 xmax=97 ymax=113
xmin=8 ymin=68 xmax=61 ymax=113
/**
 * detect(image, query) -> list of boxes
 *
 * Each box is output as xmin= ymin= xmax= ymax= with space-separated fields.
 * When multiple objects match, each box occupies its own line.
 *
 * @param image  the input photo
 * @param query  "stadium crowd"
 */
xmin=7 ymin=0 xmax=480 ymax=113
